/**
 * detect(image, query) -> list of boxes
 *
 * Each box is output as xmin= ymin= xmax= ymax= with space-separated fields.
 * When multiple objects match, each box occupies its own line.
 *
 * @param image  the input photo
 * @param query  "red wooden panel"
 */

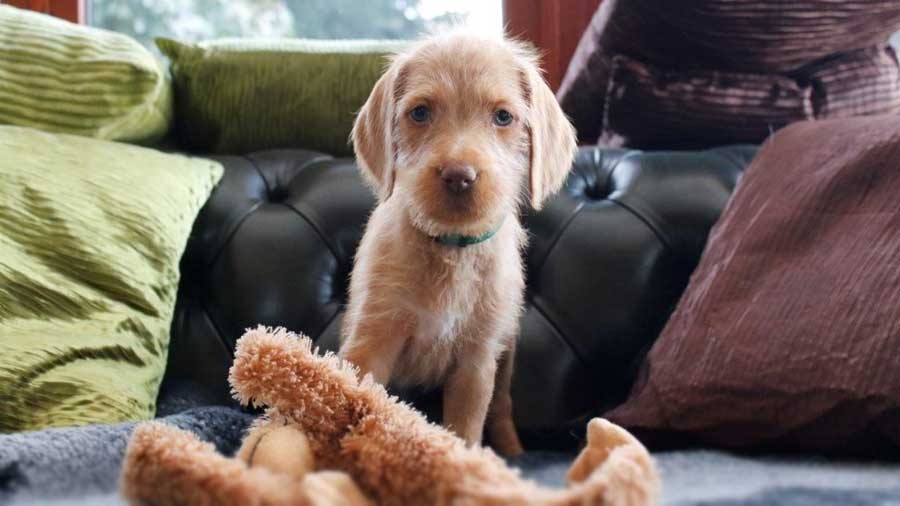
xmin=51 ymin=0 xmax=83 ymax=23
xmin=1 ymin=0 xmax=83 ymax=23
xmin=3 ymin=0 xmax=42 ymax=9
xmin=504 ymin=0 xmax=602 ymax=91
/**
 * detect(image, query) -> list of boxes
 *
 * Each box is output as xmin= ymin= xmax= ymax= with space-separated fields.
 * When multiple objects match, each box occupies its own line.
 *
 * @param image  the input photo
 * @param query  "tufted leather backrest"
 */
xmin=167 ymin=146 xmax=756 ymax=448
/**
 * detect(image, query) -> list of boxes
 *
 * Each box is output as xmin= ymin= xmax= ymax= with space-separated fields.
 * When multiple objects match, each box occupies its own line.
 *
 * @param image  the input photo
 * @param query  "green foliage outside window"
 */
xmin=89 ymin=0 xmax=462 ymax=47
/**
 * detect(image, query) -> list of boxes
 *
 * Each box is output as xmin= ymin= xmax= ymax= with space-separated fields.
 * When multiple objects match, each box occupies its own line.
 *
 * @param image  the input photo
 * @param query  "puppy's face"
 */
xmin=393 ymin=39 xmax=529 ymax=234
xmin=353 ymin=33 xmax=577 ymax=236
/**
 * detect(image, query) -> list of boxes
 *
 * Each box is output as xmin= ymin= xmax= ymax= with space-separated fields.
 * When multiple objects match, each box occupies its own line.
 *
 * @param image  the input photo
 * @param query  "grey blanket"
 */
xmin=3 ymin=396 xmax=900 ymax=505
xmin=0 ymin=406 xmax=253 ymax=506
xmin=514 ymin=452 xmax=900 ymax=506
xmin=0 ymin=380 xmax=255 ymax=506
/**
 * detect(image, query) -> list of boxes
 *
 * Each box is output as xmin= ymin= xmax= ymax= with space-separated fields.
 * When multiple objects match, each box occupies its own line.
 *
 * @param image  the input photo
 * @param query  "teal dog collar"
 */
xmin=431 ymin=219 xmax=505 ymax=248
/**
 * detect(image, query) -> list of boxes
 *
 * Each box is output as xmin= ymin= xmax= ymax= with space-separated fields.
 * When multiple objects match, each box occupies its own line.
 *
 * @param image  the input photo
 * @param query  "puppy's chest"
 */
xmin=393 ymin=309 xmax=463 ymax=387
xmin=392 ymin=263 xmax=486 ymax=387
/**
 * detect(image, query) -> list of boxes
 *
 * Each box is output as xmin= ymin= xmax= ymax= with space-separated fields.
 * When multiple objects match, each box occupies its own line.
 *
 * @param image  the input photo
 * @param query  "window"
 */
xmin=87 ymin=0 xmax=502 ymax=48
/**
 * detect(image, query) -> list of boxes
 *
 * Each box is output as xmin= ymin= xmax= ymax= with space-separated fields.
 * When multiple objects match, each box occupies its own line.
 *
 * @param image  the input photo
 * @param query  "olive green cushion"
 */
xmin=157 ymin=38 xmax=408 ymax=156
xmin=0 ymin=5 xmax=171 ymax=144
xmin=0 ymin=126 xmax=222 ymax=432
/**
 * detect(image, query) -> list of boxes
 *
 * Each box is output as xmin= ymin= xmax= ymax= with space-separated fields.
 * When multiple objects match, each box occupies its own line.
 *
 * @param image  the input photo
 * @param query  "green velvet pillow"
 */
xmin=157 ymin=38 xmax=408 ymax=156
xmin=0 ymin=5 xmax=171 ymax=144
xmin=0 ymin=126 xmax=222 ymax=432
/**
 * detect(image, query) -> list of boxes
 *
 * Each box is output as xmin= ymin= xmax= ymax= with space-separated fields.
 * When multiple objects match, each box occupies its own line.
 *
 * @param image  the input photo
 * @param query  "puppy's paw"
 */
xmin=489 ymin=419 xmax=525 ymax=457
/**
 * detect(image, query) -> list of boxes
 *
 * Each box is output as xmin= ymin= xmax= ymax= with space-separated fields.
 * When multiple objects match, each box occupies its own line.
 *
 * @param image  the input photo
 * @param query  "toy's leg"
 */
xmin=237 ymin=421 xmax=315 ymax=481
xmin=121 ymin=422 xmax=308 ymax=506
xmin=455 ymin=419 xmax=661 ymax=506
xmin=487 ymin=343 xmax=524 ymax=456
xmin=235 ymin=420 xmax=373 ymax=506
xmin=567 ymin=418 xmax=643 ymax=483
xmin=565 ymin=418 xmax=661 ymax=506
xmin=302 ymin=471 xmax=374 ymax=506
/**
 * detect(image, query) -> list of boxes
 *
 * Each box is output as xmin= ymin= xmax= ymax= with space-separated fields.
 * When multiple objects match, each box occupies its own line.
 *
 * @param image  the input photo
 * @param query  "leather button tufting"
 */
xmin=566 ymin=147 xmax=631 ymax=201
xmin=267 ymin=187 xmax=289 ymax=203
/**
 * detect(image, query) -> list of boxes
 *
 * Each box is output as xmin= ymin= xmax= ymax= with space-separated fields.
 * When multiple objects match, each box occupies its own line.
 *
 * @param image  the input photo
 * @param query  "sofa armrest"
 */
xmin=166 ymin=145 xmax=756 ymax=447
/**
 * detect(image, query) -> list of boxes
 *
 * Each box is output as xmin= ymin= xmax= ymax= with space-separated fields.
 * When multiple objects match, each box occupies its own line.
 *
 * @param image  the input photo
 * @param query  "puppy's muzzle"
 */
xmin=440 ymin=164 xmax=477 ymax=194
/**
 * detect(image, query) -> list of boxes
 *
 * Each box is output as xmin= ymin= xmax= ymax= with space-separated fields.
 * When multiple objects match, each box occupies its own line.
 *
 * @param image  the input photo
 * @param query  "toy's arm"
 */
xmin=121 ymin=422 xmax=372 ymax=506
xmin=121 ymin=422 xmax=308 ymax=506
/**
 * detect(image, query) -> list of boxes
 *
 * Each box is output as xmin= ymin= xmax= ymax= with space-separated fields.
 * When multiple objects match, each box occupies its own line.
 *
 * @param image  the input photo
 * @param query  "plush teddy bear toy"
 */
xmin=120 ymin=326 xmax=660 ymax=506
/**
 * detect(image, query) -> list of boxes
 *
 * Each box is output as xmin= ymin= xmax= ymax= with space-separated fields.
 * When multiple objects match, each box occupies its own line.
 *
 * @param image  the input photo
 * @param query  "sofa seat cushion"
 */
xmin=0 ymin=126 xmax=222 ymax=432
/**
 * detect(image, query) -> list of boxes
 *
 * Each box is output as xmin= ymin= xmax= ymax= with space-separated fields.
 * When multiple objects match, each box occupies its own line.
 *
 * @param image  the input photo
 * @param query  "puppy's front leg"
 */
xmin=488 ymin=342 xmax=524 ymax=456
xmin=340 ymin=310 xmax=412 ymax=385
xmin=443 ymin=345 xmax=497 ymax=446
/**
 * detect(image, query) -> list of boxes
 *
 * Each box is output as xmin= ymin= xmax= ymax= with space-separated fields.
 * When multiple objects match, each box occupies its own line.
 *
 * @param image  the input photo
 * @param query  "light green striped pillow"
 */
xmin=0 ymin=5 xmax=171 ymax=144
xmin=0 ymin=125 xmax=222 ymax=432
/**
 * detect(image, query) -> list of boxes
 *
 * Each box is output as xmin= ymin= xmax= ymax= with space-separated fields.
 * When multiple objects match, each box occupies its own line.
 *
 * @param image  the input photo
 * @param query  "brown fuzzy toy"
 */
xmin=120 ymin=326 xmax=660 ymax=506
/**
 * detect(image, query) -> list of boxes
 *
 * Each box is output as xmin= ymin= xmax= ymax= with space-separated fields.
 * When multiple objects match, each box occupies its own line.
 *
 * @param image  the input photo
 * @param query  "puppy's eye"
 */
xmin=410 ymin=105 xmax=431 ymax=123
xmin=493 ymin=109 xmax=514 ymax=126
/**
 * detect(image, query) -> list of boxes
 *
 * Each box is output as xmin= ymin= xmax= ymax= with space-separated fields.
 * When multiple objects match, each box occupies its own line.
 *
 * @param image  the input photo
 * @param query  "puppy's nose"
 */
xmin=440 ymin=165 xmax=477 ymax=194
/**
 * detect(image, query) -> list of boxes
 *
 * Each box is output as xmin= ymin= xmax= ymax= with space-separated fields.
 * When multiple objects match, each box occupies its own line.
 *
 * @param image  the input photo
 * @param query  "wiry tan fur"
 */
xmin=341 ymin=31 xmax=578 ymax=455
xmin=120 ymin=327 xmax=660 ymax=506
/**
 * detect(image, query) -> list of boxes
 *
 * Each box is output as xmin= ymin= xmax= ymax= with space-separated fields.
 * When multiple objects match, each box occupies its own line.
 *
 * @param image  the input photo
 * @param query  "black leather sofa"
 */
xmin=164 ymin=145 xmax=757 ymax=450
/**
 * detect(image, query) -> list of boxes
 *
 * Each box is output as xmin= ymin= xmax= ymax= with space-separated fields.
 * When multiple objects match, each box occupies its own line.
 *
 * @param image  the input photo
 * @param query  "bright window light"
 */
xmin=88 ymin=0 xmax=503 ymax=48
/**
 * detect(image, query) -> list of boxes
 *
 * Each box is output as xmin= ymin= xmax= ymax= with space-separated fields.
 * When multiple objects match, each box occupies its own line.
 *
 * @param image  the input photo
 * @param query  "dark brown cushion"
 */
xmin=606 ymin=115 xmax=900 ymax=457
xmin=559 ymin=0 xmax=900 ymax=148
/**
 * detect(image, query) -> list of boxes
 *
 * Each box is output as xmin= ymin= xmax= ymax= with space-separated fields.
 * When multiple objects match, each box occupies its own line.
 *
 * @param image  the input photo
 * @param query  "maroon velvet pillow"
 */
xmin=606 ymin=115 xmax=900 ymax=456
xmin=559 ymin=0 xmax=900 ymax=149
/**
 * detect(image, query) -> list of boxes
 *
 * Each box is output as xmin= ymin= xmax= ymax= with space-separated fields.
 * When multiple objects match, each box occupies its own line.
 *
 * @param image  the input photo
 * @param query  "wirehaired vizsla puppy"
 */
xmin=340 ymin=31 xmax=577 ymax=456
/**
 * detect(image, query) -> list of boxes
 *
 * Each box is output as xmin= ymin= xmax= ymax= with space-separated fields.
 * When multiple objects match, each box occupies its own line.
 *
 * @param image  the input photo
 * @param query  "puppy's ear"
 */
xmin=352 ymin=58 xmax=405 ymax=202
xmin=518 ymin=49 xmax=577 ymax=210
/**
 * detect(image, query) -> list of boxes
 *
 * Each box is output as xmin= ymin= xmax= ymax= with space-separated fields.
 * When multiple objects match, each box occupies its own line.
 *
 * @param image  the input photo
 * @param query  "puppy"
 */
xmin=340 ymin=31 xmax=576 ymax=456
